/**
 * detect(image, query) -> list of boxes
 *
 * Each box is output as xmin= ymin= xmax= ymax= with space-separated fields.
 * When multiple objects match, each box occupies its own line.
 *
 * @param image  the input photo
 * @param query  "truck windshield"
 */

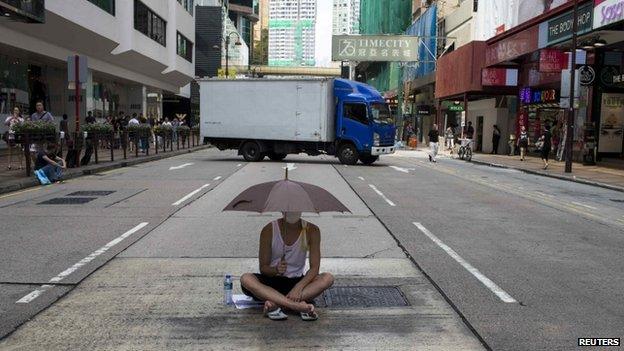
xmin=370 ymin=103 xmax=394 ymax=125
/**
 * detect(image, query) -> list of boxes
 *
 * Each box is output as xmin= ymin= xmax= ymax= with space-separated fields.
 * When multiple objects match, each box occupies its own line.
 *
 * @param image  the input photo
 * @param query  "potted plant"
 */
xmin=154 ymin=124 xmax=173 ymax=137
xmin=127 ymin=124 xmax=152 ymax=138
xmin=176 ymin=125 xmax=191 ymax=136
xmin=12 ymin=121 xmax=57 ymax=143
xmin=82 ymin=123 xmax=113 ymax=137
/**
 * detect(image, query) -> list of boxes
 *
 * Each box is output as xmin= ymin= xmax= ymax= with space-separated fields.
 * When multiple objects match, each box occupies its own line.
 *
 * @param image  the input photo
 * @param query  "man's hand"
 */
xmin=276 ymin=258 xmax=287 ymax=276
xmin=286 ymin=285 xmax=304 ymax=302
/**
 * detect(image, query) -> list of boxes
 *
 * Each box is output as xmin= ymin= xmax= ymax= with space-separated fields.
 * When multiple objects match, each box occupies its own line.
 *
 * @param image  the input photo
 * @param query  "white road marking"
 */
xmin=534 ymin=191 xmax=554 ymax=198
xmin=572 ymin=201 xmax=597 ymax=210
xmin=413 ymin=222 xmax=518 ymax=304
xmin=284 ymin=163 xmax=297 ymax=171
xmin=17 ymin=222 xmax=149 ymax=303
xmin=389 ymin=166 xmax=415 ymax=173
xmin=213 ymin=176 xmax=222 ymax=181
xmin=169 ymin=163 xmax=194 ymax=170
xmin=358 ymin=176 xmax=365 ymax=181
xmin=368 ymin=184 xmax=396 ymax=206
xmin=237 ymin=164 xmax=242 ymax=167
xmin=49 ymin=222 xmax=149 ymax=283
xmin=172 ymin=184 xmax=211 ymax=206
xmin=16 ymin=285 xmax=54 ymax=304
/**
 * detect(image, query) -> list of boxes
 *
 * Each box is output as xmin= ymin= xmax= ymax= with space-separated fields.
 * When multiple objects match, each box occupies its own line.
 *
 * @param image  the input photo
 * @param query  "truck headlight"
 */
xmin=373 ymin=133 xmax=380 ymax=147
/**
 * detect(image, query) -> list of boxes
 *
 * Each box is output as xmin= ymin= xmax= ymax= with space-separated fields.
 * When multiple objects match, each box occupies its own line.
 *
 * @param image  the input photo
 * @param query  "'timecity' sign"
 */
xmin=332 ymin=35 xmax=420 ymax=62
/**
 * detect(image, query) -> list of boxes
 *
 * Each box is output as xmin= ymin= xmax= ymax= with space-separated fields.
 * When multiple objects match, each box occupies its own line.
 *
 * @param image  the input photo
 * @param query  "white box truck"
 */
xmin=199 ymin=78 xmax=396 ymax=165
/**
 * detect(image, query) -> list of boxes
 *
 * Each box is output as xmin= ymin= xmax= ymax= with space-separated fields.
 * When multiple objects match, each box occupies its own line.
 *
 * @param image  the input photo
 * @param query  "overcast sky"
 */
xmin=315 ymin=0 xmax=333 ymax=67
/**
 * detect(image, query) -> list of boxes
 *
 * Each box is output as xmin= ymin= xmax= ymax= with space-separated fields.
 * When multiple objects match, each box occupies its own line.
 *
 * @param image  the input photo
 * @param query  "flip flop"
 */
xmin=265 ymin=308 xmax=288 ymax=321
xmin=300 ymin=311 xmax=318 ymax=321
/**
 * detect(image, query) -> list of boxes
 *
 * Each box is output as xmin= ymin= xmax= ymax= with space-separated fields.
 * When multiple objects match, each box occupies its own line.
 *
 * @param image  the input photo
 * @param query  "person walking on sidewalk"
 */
xmin=240 ymin=212 xmax=334 ymax=321
xmin=492 ymin=125 xmax=501 ymax=154
xmin=445 ymin=125 xmax=455 ymax=152
xmin=539 ymin=124 xmax=552 ymax=170
xmin=428 ymin=124 xmax=440 ymax=163
xmin=4 ymin=107 xmax=24 ymax=170
xmin=518 ymin=126 xmax=529 ymax=161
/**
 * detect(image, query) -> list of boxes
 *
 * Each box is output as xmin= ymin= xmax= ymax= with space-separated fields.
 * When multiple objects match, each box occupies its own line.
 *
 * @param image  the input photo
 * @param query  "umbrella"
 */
xmin=223 ymin=169 xmax=350 ymax=214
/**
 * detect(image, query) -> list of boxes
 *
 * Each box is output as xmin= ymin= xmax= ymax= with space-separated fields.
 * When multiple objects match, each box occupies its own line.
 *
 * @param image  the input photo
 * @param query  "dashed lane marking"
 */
xmin=413 ymin=222 xmax=518 ymax=304
xmin=213 ymin=176 xmax=222 ymax=181
xmin=16 ymin=222 xmax=149 ymax=304
xmin=368 ymin=184 xmax=396 ymax=207
xmin=169 ymin=163 xmax=194 ymax=170
xmin=172 ymin=184 xmax=211 ymax=206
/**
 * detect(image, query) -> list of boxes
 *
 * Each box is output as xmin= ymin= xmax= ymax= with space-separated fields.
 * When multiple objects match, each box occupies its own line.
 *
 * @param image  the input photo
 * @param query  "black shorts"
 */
xmin=241 ymin=273 xmax=303 ymax=301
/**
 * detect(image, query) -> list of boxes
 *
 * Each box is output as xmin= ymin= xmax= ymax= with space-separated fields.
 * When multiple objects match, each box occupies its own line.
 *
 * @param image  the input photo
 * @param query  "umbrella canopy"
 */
xmin=223 ymin=178 xmax=350 ymax=213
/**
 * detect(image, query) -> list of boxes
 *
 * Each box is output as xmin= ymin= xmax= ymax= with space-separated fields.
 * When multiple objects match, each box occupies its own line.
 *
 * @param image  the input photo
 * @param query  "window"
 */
xmin=134 ymin=0 xmax=166 ymax=46
xmin=87 ymin=0 xmax=115 ymax=15
xmin=177 ymin=0 xmax=194 ymax=15
xmin=177 ymin=32 xmax=193 ymax=62
xmin=343 ymin=103 xmax=369 ymax=125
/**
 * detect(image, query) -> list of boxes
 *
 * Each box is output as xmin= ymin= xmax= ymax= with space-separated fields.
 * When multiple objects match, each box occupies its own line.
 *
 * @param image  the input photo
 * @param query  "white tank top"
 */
xmin=271 ymin=220 xmax=308 ymax=278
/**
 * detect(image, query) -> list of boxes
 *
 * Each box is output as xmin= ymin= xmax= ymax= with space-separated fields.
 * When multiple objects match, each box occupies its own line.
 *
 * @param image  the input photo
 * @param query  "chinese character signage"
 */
xmin=594 ymin=0 xmax=624 ymax=29
xmin=332 ymin=35 xmax=420 ymax=62
xmin=482 ymin=68 xmax=518 ymax=86
xmin=539 ymin=49 xmax=568 ymax=72
xmin=519 ymin=87 xmax=558 ymax=104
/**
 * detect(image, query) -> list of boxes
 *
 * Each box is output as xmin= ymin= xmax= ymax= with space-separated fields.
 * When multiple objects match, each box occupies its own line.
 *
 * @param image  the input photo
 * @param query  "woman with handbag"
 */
xmin=539 ymin=125 xmax=552 ymax=170
xmin=4 ymin=107 xmax=24 ymax=170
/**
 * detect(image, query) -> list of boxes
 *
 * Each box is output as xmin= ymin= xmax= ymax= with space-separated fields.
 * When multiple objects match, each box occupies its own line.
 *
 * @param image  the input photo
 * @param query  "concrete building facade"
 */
xmin=332 ymin=0 xmax=359 ymax=35
xmin=268 ymin=0 xmax=316 ymax=66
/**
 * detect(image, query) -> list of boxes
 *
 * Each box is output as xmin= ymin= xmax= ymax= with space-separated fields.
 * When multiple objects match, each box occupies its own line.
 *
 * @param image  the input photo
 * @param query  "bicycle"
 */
xmin=457 ymin=138 xmax=473 ymax=161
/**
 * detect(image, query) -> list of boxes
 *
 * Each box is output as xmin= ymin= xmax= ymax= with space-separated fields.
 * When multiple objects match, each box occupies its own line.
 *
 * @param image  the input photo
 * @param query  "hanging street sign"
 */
xmin=332 ymin=35 xmax=421 ymax=62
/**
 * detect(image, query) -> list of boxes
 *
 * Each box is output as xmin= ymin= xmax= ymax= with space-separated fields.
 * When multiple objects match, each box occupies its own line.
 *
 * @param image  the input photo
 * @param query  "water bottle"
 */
xmin=223 ymin=274 xmax=233 ymax=305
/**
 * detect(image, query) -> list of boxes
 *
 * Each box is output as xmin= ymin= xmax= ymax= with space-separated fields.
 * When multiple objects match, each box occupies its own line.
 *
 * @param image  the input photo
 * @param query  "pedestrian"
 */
xmin=240 ymin=212 xmax=334 ymax=321
xmin=34 ymin=143 xmax=66 ymax=184
xmin=4 ymin=107 xmax=25 ymax=170
xmin=172 ymin=117 xmax=180 ymax=144
xmin=445 ymin=125 xmax=454 ymax=151
xmin=539 ymin=124 xmax=552 ymax=170
xmin=492 ymin=124 xmax=501 ymax=154
xmin=30 ymin=101 xmax=54 ymax=122
xmin=518 ymin=125 xmax=529 ymax=161
xmin=428 ymin=124 xmax=439 ymax=163
xmin=465 ymin=121 xmax=474 ymax=140
xmin=59 ymin=114 xmax=70 ymax=139
xmin=508 ymin=134 xmax=516 ymax=156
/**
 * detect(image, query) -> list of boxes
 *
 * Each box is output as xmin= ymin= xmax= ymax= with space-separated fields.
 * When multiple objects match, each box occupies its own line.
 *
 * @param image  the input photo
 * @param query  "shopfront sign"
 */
xmin=520 ymin=87 xmax=558 ymax=104
xmin=444 ymin=101 xmax=464 ymax=112
xmin=594 ymin=0 xmax=624 ymax=29
xmin=486 ymin=26 xmax=539 ymax=66
xmin=539 ymin=49 xmax=568 ymax=72
xmin=416 ymin=105 xmax=431 ymax=115
xmin=598 ymin=93 xmax=624 ymax=153
xmin=579 ymin=65 xmax=596 ymax=85
xmin=538 ymin=3 xmax=594 ymax=47
xmin=332 ymin=35 xmax=420 ymax=62
xmin=481 ymin=68 xmax=518 ymax=86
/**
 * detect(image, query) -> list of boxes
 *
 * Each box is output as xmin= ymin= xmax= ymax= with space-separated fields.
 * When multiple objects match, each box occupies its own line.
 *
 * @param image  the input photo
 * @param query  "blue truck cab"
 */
xmin=333 ymin=79 xmax=396 ymax=165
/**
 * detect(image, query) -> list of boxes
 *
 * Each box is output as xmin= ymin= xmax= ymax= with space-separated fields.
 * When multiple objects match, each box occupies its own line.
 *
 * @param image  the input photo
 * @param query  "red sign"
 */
xmin=485 ymin=26 xmax=539 ymax=66
xmin=482 ymin=68 xmax=518 ymax=86
xmin=539 ymin=49 xmax=568 ymax=72
xmin=496 ymin=24 xmax=506 ymax=35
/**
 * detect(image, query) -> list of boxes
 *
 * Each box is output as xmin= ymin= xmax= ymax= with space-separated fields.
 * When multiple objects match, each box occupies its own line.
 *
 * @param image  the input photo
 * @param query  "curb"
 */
xmin=470 ymin=159 xmax=624 ymax=193
xmin=0 ymin=145 xmax=211 ymax=196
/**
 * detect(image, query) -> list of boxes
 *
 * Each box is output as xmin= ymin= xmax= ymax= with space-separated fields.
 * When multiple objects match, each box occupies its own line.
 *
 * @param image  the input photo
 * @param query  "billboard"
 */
xmin=332 ymin=35 xmax=420 ymax=62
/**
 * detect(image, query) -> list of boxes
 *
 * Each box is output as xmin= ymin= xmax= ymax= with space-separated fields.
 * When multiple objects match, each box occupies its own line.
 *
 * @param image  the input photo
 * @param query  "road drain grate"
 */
xmin=39 ymin=197 xmax=97 ymax=205
xmin=315 ymin=286 xmax=409 ymax=308
xmin=67 ymin=191 xmax=115 ymax=197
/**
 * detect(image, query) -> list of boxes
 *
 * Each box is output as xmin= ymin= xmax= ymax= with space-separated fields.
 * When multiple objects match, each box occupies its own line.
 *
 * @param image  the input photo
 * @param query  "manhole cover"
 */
xmin=610 ymin=199 xmax=624 ymax=203
xmin=39 ymin=197 xmax=96 ymax=205
xmin=316 ymin=286 xmax=409 ymax=308
xmin=67 ymin=191 xmax=115 ymax=197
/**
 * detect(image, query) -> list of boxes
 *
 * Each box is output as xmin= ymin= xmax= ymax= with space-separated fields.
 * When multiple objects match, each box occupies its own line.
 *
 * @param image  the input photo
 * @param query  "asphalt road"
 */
xmin=0 ymin=150 xmax=243 ymax=338
xmin=336 ymin=151 xmax=624 ymax=351
xmin=1 ymin=148 xmax=623 ymax=350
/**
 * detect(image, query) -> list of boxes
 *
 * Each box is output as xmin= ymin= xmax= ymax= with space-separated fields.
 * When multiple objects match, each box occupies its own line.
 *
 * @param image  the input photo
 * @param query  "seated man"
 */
xmin=240 ymin=212 xmax=334 ymax=321
xmin=35 ymin=143 xmax=66 ymax=183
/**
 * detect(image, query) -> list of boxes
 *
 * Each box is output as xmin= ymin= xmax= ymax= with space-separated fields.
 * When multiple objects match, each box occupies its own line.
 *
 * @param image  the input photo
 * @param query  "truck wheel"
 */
xmin=338 ymin=144 xmax=359 ymax=165
xmin=268 ymin=153 xmax=287 ymax=161
xmin=241 ymin=141 xmax=263 ymax=162
xmin=359 ymin=155 xmax=379 ymax=165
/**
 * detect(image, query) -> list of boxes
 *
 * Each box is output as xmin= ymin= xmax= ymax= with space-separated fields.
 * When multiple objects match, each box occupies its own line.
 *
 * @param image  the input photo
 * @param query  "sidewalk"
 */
xmin=394 ymin=147 xmax=624 ymax=192
xmin=0 ymin=161 xmax=485 ymax=350
xmin=0 ymin=143 xmax=210 ymax=195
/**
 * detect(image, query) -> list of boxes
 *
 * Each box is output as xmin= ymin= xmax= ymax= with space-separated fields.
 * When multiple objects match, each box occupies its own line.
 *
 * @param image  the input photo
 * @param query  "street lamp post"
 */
xmin=565 ymin=0 xmax=578 ymax=173
xmin=216 ymin=32 xmax=242 ymax=78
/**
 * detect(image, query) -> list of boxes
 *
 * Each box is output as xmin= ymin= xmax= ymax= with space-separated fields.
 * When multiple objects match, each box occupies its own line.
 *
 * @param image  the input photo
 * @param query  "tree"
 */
xmin=252 ymin=28 xmax=268 ymax=65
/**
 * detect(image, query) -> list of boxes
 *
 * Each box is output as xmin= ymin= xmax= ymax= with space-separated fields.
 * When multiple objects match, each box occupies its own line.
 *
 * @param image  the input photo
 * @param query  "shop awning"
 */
xmin=435 ymin=41 xmax=486 ymax=99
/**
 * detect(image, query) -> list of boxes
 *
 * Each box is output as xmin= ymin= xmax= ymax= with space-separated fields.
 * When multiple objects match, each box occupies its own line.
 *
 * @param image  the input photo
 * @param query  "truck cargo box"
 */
xmin=199 ymin=78 xmax=335 ymax=143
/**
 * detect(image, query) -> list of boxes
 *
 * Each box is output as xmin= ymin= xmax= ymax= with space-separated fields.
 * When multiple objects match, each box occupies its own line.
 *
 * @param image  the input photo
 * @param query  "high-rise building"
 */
xmin=268 ymin=0 xmax=316 ymax=67
xmin=332 ymin=0 xmax=360 ymax=35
